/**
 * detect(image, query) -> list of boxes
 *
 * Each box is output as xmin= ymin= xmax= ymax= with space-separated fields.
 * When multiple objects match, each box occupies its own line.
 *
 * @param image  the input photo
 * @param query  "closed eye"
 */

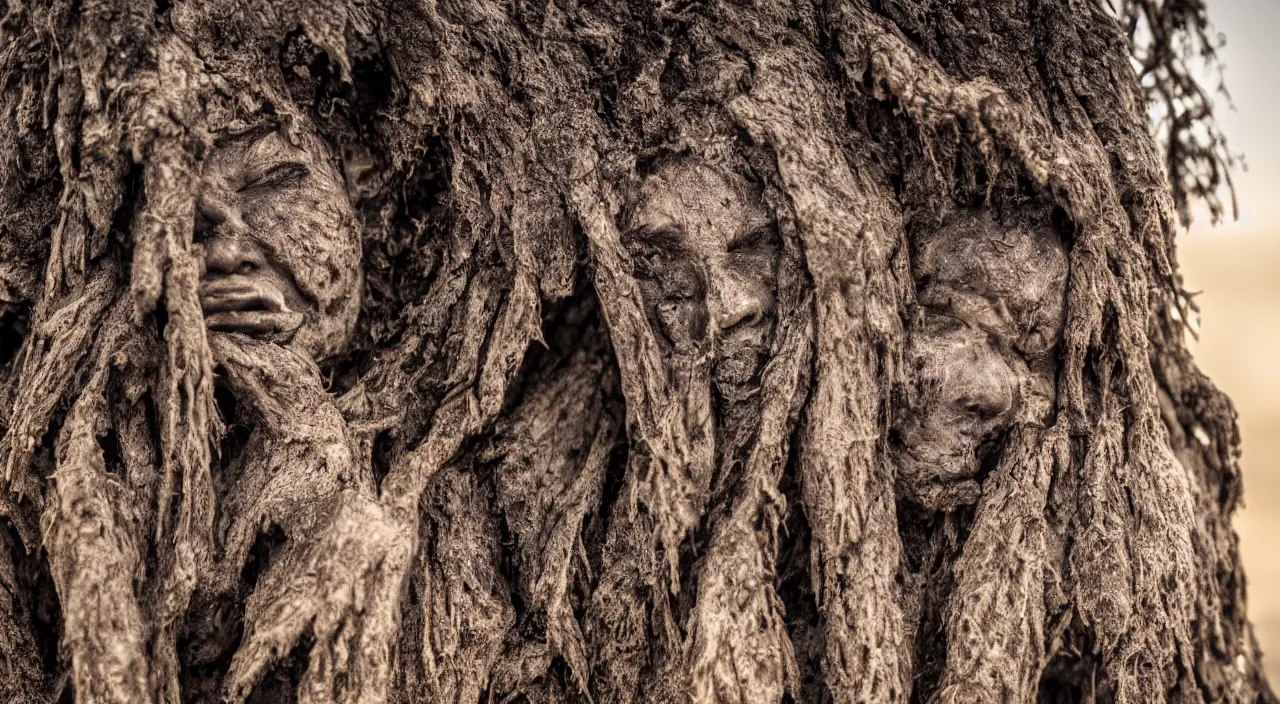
xmin=240 ymin=162 xmax=310 ymax=194
xmin=919 ymin=286 xmax=1020 ymax=345
xmin=625 ymin=226 xmax=684 ymax=276
xmin=728 ymin=224 xmax=776 ymax=253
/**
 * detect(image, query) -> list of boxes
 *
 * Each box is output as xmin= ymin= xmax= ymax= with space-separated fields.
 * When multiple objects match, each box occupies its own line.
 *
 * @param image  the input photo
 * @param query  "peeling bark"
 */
xmin=0 ymin=0 xmax=1272 ymax=703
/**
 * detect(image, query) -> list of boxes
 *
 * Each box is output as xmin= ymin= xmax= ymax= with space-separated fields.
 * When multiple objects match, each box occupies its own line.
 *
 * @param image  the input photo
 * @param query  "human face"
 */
xmin=892 ymin=209 xmax=1068 ymax=509
xmin=196 ymin=126 xmax=361 ymax=360
xmin=622 ymin=159 xmax=780 ymax=400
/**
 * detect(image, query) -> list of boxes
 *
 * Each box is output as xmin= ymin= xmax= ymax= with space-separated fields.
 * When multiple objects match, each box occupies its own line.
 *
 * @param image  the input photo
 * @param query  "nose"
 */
xmin=195 ymin=182 xmax=254 ymax=239
xmin=943 ymin=348 xmax=1015 ymax=422
xmin=196 ymin=189 xmax=263 ymax=277
xmin=203 ymin=235 xmax=267 ymax=277
xmin=712 ymin=270 xmax=771 ymax=334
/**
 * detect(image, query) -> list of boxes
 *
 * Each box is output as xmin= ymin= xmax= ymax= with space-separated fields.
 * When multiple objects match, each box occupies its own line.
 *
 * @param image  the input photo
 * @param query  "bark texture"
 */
xmin=0 ymin=0 xmax=1271 ymax=703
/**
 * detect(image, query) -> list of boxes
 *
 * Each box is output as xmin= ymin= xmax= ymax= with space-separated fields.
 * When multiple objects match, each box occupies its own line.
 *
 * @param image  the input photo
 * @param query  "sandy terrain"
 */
xmin=1178 ymin=232 xmax=1280 ymax=683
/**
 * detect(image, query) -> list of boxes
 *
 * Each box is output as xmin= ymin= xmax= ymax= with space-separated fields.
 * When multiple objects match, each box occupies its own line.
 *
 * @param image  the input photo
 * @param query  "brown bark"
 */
xmin=0 ymin=0 xmax=1271 ymax=702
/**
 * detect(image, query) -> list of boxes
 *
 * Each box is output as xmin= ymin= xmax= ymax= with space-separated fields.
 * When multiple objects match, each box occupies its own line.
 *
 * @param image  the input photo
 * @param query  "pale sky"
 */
xmin=1189 ymin=0 xmax=1280 ymax=235
xmin=1182 ymin=0 xmax=1280 ymax=682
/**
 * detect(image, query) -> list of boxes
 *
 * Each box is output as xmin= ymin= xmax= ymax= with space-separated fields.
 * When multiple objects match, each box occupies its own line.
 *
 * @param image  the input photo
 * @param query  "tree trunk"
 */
xmin=0 ymin=0 xmax=1271 ymax=703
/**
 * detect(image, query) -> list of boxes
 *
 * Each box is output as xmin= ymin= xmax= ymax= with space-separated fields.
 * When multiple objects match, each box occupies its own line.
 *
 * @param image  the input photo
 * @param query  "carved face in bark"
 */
xmin=622 ymin=158 xmax=779 ymax=402
xmin=196 ymin=125 xmax=361 ymax=360
xmin=892 ymin=209 xmax=1068 ymax=509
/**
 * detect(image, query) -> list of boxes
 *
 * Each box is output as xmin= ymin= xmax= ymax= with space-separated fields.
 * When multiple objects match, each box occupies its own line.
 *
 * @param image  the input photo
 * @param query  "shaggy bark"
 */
xmin=0 ymin=0 xmax=1272 ymax=703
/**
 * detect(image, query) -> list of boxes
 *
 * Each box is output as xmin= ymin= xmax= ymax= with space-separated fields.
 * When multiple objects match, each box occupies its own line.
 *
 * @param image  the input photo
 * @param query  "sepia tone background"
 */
xmin=1182 ymin=0 xmax=1279 ymax=683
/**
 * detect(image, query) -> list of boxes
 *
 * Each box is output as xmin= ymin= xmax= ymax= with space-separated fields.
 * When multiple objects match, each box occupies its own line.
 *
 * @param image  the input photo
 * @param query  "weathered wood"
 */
xmin=0 ymin=1 xmax=1270 ymax=702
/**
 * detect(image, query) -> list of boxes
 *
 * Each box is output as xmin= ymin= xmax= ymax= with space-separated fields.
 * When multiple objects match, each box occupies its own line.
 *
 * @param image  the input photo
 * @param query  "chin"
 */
xmin=712 ymin=378 xmax=759 ymax=408
xmin=891 ymin=437 xmax=990 ymax=510
xmin=712 ymin=339 xmax=768 ymax=393
xmin=712 ymin=359 xmax=765 ymax=405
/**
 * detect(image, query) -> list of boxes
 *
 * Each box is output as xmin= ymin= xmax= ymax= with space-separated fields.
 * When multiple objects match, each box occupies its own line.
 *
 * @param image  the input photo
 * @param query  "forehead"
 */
xmin=624 ymin=160 xmax=769 ymax=242
xmin=913 ymin=211 xmax=1068 ymax=314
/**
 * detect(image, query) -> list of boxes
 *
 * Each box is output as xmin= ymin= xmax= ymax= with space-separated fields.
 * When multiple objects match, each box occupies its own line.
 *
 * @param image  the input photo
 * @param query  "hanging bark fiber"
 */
xmin=0 ymin=0 xmax=1271 ymax=702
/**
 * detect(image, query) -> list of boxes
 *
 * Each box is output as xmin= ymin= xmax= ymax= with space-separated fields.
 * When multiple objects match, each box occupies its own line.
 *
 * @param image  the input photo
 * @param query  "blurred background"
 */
xmin=1182 ymin=0 xmax=1278 ymax=683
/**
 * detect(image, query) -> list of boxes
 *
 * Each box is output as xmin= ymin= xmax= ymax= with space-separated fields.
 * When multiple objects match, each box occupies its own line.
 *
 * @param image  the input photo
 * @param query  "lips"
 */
xmin=200 ymin=278 xmax=303 ymax=335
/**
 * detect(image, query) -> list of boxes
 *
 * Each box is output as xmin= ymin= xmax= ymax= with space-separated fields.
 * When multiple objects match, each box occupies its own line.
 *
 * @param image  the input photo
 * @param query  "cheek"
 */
xmin=902 ymin=323 xmax=964 ymax=412
xmin=1015 ymin=355 xmax=1058 ymax=421
xmin=656 ymin=300 xmax=708 ymax=350
xmin=635 ymin=264 xmax=708 ymax=351
xmin=903 ymin=316 xmax=1056 ymax=430
xmin=247 ymin=187 xmax=359 ymax=302
xmin=905 ymin=314 xmax=970 ymax=370
xmin=902 ymin=316 xmax=1013 ymax=419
